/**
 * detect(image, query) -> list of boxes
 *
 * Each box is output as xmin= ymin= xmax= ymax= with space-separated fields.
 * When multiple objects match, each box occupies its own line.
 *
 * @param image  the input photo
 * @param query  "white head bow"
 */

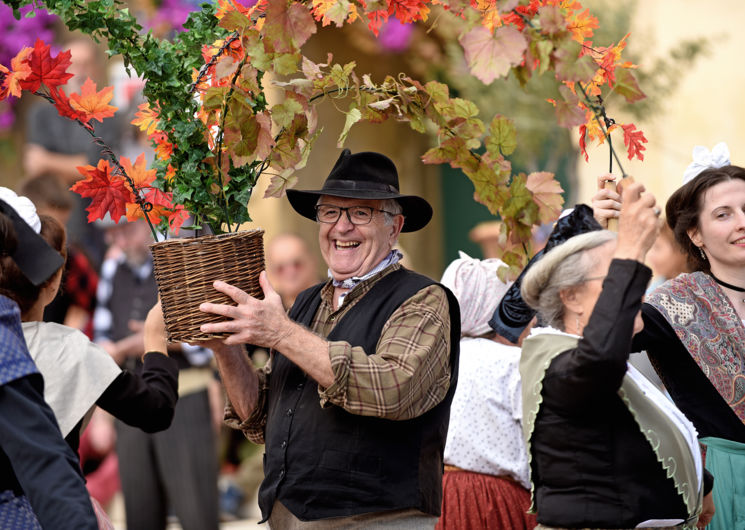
xmin=682 ymin=142 xmax=731 ymax=185
xmin=0 ymin=187 xmax=41 ymax=233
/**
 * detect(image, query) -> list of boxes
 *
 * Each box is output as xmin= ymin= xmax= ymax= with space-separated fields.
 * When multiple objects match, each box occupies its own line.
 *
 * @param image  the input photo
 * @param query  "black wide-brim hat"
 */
xmin=286 ymin=149 xmax=433 ymax=232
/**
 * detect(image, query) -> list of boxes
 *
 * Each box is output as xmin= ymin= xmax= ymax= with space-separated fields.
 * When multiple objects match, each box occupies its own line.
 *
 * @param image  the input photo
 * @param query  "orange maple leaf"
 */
xmin=70 ymin=159 xmax=134 ymax=223
xmin=311 ymin=0 xmax=358 ymax=27
xmin=149 ymin=131 xmax=175 ymax=161
xmin=131 ymin=102 xmax=160 ymax=136
xmin=566 ymin=8 xmax=598 ymax=42
xmin=120 ymin=153 xmax=156 ymax=189
xmin=69 ymin=78 xmax=117 ymax=124
xmin=164 ymin=164 xmax=177 ymax=182
xmin=0 ymin=64 xmax=9 ymax=100
xmin=21 ymin=39 xmax=73 ymax=93
xmin=2 ymin=47 xmax=33 ymax=99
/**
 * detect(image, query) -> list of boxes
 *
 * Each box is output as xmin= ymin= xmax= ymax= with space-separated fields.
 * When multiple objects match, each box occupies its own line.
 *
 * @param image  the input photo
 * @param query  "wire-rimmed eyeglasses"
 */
xmin=314 ymin=204 xmax=397 ymax=225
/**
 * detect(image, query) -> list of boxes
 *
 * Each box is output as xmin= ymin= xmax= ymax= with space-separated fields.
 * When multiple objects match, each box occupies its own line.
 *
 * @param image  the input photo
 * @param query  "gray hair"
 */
xmin=520 ymin=230 xmax=616 ymax=330
xmin=380 ymin=199 xmax=403 ymax=226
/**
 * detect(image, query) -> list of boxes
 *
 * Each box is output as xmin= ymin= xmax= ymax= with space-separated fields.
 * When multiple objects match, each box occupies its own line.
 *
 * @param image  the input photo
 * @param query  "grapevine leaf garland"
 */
xmin=0 ymin=0 xmax=649 ymax=274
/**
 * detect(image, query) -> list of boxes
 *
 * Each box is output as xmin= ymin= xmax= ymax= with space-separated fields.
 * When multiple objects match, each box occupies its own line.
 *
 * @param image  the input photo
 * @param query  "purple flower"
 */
xmin=0 ymin=4 xmax=57 ymax=131
xmin=378 ymin=19 xmax=413 ymax=53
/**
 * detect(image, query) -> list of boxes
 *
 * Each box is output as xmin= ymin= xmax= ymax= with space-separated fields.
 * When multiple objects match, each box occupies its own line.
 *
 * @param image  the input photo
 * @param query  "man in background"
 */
xmin=94 ymin=219 xmax=219 ymax=530
xmin=23 ymin=37 xmax=123 ymax=269
xmin=265 ymin=233 xmax=319 ymax=310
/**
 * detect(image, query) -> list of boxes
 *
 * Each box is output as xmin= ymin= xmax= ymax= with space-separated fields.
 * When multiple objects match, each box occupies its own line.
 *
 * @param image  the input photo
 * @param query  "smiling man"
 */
xmin=200 ymin=149 xmax=460 ymax=527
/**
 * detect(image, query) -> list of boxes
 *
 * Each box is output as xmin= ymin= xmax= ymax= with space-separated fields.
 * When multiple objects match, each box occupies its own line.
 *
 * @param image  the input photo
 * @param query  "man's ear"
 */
xmin=559 ymin=286 xmax=584 ymax=315
xmin=687 ymin=226 xmax=703 ymax=249
xmin=389 ymin=214 xmax=404 ymax=243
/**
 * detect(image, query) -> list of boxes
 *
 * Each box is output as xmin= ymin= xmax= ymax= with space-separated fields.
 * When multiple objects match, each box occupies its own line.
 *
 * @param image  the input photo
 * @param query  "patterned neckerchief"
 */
xmin=646 ymin=271 xmax=745 ymax=424
xmin=329 ymin=249 xmax=402 ymax=305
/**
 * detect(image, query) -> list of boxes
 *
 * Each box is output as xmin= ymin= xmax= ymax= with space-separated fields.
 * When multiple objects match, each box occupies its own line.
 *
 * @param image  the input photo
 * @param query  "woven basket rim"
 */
xmin=149 ymin=228 xmax=265 ymax=249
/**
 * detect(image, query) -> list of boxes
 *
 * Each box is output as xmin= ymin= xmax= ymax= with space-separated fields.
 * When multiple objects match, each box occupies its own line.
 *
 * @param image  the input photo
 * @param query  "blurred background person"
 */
xmin=19 ymin=174 xmax=99 ymax=337
xmin=645 ymin=220 xmax=693 ymax=292
xmin=265 ymin=232 xmax=320 ymax=310
xmin=23 ymin=37 xmax=124 ymax=269
xmin=93 ymin=217 xmax=220 ymax=530
xmin=437 ymin=252 xmax=535 ymax=530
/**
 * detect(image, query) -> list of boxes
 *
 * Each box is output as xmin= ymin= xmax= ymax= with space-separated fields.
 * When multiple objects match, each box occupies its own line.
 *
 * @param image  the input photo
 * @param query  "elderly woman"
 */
xmin=519 ymin=182 xmax=712 ymax=529
xmin=437 ymin=252 xmax=535 ymax=530
xmin=595 ymin=146 xmax=745 ymax=530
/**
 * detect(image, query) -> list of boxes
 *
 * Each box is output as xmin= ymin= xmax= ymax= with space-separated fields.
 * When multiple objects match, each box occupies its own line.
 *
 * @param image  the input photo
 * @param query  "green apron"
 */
xmin=700 ymin=437 xmax=745 ymax=530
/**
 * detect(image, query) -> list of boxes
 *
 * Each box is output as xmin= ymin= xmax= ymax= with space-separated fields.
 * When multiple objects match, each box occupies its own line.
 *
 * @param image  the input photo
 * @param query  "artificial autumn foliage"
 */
xmin=70 ymin=160 xmax=132 ymax=223
xmin=21 ymin=39 xmax=72 ymax=93
xmin=68 ymin=78 xmax=117 ymax=124
xmin=1 ymin=0 xmax=650 ymax=274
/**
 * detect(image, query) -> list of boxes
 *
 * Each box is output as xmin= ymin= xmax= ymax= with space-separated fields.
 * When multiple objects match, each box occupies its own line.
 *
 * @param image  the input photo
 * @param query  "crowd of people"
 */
xmin=0 ymin=41 xmax=743 ymax=529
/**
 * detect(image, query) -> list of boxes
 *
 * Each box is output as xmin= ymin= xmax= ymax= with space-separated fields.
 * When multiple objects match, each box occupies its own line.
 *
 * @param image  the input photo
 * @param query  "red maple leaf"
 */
xmin=387 ymin=0 xmax=429 ymax=24
xmin=621 ymin=123 xmax=647 ymax=161
xmin=168 ymin=206 xmax=190 ymax=234
xmin=49 ymin=86 xmax=92 ymax=129
xmin=126 ymin=188 xmax=172 ymax=224
xmin=70 ymin=159 xmax=134 ymax=222
xmin=578 ymin=124 xmax=589 ymax=162
xmin=365 ymin=9 xmax=389 ymax=36
xmin=69 ymin=78 xmax=117 ymax=124
xmin=21 ymin=39 xmax=73 ymax=93
xmin=501 ymin=0 xmax=540 ymax=29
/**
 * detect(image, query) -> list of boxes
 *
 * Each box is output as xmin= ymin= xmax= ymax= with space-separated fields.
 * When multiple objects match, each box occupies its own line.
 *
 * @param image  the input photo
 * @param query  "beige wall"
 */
xmin=576 ymin=0 xmax=745 ymax=208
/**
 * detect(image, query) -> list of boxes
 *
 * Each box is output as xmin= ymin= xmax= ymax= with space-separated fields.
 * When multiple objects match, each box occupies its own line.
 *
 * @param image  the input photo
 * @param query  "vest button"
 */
xmin=279 ymin=467 xmax=285 ymax=478
xmin=286 ymin=408 xmax=293 ymax=417
xmin=296 ymin=382 xmax=304 ymax=390
xmin=280 ymin=441 xmax=287 ymax=449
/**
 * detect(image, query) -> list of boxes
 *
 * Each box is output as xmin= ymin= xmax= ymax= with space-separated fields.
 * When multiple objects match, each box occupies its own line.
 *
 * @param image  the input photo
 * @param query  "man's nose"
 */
xmin=334 ymin=209 xmax=355 ymax=230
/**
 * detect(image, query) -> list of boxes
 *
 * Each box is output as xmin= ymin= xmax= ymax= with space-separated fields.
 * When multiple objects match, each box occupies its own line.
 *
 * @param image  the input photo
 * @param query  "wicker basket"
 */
xmin=150 ymin=229 xmax=265 ymax=343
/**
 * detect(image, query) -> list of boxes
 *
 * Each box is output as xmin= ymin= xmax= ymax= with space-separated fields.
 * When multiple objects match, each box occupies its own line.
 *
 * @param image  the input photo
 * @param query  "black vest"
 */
xmin=258 ymin=268 xmax=460 ymax=522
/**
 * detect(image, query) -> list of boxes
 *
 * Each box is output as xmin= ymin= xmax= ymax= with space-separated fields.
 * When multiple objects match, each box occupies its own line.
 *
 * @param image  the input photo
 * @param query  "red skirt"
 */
xmin=437 ymin=469 xmax=537 ymax=530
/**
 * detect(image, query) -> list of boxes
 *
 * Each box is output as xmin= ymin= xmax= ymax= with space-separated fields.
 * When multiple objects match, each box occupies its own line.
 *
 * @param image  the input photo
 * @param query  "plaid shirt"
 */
xmin=65 ymin=247 xmax=98 ymax=313
xmin=226 ymin=263 xmax=452 ymax=444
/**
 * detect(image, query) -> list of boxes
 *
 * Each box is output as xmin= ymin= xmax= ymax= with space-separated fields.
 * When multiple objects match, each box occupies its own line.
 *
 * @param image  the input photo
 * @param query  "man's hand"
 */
xmin=697 ymin=491 xmax=715 ymax=528
xmin=199 ymin=271 xmax=293 ymax=348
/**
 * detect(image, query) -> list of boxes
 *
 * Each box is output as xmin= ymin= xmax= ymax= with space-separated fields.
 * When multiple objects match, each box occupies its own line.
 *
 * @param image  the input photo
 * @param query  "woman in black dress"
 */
xmin=520 ymin=181 xmax=713 ymax=529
